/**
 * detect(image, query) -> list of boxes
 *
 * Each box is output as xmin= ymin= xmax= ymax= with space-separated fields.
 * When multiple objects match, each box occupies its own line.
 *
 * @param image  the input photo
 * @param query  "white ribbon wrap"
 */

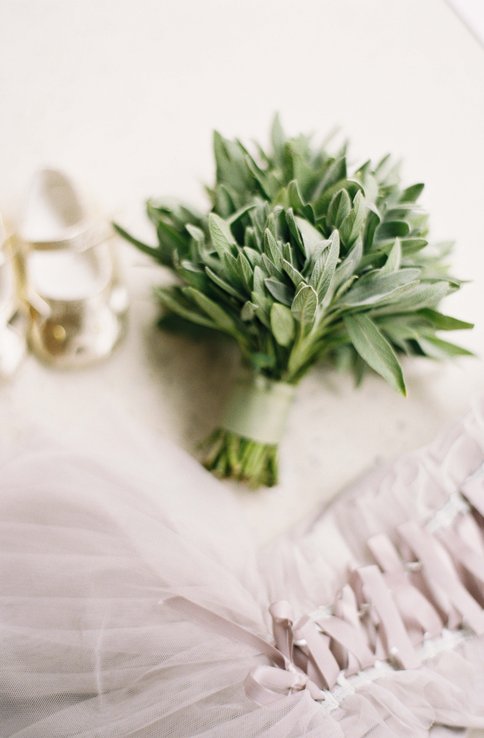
xmin=221 ymin=374 xmax=295 ymax=446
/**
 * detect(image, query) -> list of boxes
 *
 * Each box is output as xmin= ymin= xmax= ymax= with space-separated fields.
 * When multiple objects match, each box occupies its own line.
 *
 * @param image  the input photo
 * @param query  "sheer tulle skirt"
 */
xmin=2 ymin=402 xmax=484 ymax=736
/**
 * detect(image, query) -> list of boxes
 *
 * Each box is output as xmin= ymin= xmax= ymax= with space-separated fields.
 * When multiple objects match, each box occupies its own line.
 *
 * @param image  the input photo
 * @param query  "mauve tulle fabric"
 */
xmin=1 ymin=401 xmax=484 ymax=737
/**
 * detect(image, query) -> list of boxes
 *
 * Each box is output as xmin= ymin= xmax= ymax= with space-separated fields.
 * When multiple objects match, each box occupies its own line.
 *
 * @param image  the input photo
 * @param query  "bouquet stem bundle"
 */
xmin=203 ymin=374 xmax=294 ymax=486
xmin=116 ymin=118 xmax=472 ymax=488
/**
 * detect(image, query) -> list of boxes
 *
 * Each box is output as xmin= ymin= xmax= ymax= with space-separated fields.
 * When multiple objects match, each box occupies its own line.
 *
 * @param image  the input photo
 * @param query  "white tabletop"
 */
xmin=1 ymin=0 xmax=484 ymax=547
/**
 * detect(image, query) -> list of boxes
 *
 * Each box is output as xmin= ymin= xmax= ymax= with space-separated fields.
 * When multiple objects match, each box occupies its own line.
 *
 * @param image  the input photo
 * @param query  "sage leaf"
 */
xmin=156 ymin=288 xmax=216 ymax=330
xmin=208 ymin=212 xmax=236 ymax=256
xmin=400 ymin=238 xmax=427 ymax=254
xmin=327 ymin=189 xmax=351 ymax=228
xmin=155 ymin=219 xmax=189 ymax=257
xmin=364 ymin=209 xmax=381 ymax=250
xmin=376 ymin=221 xmax=410 ymax=240
xmin=313 ymin=156 xmax=347 ymax=198
xmin=314 ymin=230 xmax=340 ymax=301
xmin=237 ymin=252 xmax=253 ymax=290
xmin=253 ymin=265 xmax=265 ymax=295
xmin=418 ymin=309 xmax=473 ymax=331
xmin=263 ymin=228 xmax=282 ymax=265
xmin=264 ymin=278 xmax=293 ymax=306
xmin=271 ymin=303 xmax=296 ymax=346
xmin=186 ymin=224 xmax=206 ymax=247
xmin=227 ymin=203 xmax=256 ymax=225
xmin=291 ymin=284 xmax=318 ymax=327
xmin=400 ymin=183 xmax=424 ymax=202
xmin=271 ymin=113 xmax=285 ymax=161
xmin=282 ymin=258 xmax=305 ymax=288
xmin=418 ymin=336 xmax=474 ymax=359
xmin=333 ymin=237 xmax=362 ymax=291
xmin=288 ymin=180 xmax=306 ymax=211
xmin=285 ymin=209 xmax=305 ymax=257
xmin=113 ymin=223 xmax=161 ymax=261
xmin=184 ymin=287 xmax=236 ymax=333
xmin=339 ymin=191 xmax=367 ymax=246
xmin=205 ymin=267 xmax=245 ymax=300
xmin=343 ymin=269 xmax=420 ymax=307
xmin=381 ymin=239 xmax=401 ymax=274
xmin=370 ymin=281 xmax=453 ymax=314
xmin=344 ymin=314 xmax=406 ymax=395
xmin=295 ymin=216 xmax=324 ymax=254
xmin=241 ymin=301 xmax=257 ymax=321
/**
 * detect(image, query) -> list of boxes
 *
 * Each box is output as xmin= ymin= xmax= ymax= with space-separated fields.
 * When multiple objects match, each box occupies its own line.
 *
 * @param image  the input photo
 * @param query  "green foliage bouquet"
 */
xmin=116 ymin=118 xmax=472 ymax=488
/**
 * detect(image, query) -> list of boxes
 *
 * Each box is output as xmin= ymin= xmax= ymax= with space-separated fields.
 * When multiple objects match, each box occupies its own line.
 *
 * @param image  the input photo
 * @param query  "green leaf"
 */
xmin=285 ymin=209 xmax=305 ymax=257
xmin=344 ymin=314 xmax=406 ymax=395
xmin=364 ymin=209 xmax=381 ymax=249
xmin=157 ymin=312 xmax=219 ymax=339
xmin=227 ymin=203 xmax=256 ymax=225
xmin=288 ymin=144 xmax=315 ymax=196
xmin=263 ymin=229 xmax=282 ymax=266
xmin=288 ymin=180 xmax=306 ymax=211
xmin=264 ymin=278 xmax=293 ymax=305
xmin=205 ymin=267 xmax=245 ymax=300
xmin=212 ymin=131 xmax=251 ymax=193
xmin=333 ymin=237 xmax=362 ymax=291
xmin=221 ymin=252 xmax=244 ymax=289
xmin=237 ymin=252 xmax=253 ymax=290
xmin=241 ymin=301 xmax=257 ymax=321
xmin=333 ymin=275 xmax=358 ymax=301
xmin=376 ymin=221 xmax=410 ymax=240
xmin=380 ymin=239 xmax=401 ymax=274
xmin=370 ymin=281 xmax=453 ymax=314
xmin=156 ymin=288 xmax=216 ymax=330
xmin=375 ymin=154 xmax=401 ymax=184
xmin=244 ymin=154 xmax=273 ymax=198
xmin=242 ymin=246 xmax=262 ymax=268
xmin=261 ymin=253 xmax=282 ymax=278
xmin=253 ymin=265 xmax=266 ymax=294
xmin=339 ymin=191 xmax=367 ymax=246
xmin=176 ymin=260 xmax=208 ymax=289
xmin=112 ymin=223 xmax=160 ymax=260
xmin=271 ymin=113 xmax=285 ymax=161
xmin=399 ymin=183 xmax=424 ymax=203
xmin=327 ymin=189 xmax=351 ymax=228
xmin=213 ymin=184 xmax=235 ymax=217
xmin=400 ymin=238 xmax=428 ymax=254
xmin=156 ymin=218 xmax=189 ymax=252
xmin=313 ymin=156 xmax=347 ymax=197
xmin=208 ymin=212 xmax=236 ymax=256
xmin=417 ymin=336 xmax=474 ymax=359
xmin=295 ymin=216 xmax=324 ymax=254
xmin=313 ymin=230 xmax=340 ymax=301
xmin=271 ymin=303 xmax=295 ymax=346
xmin=418 ymin=308 xmax=474 ymax=331
xmin=313 ymin=178 xmax=364 ymax=217
xmin=186 ymin=224 xmax=205 ymax=246
xmin=184 ymin=287 xmax=236 ymax=333
xmin=360 ymin=171 xmax=379 ymax=204
xmin=343 ymin=269 xmax=420 ymax=307
xmin=291 ymin=284 xmax=318 ymax=327
xmin=282 ymin=258 xmax=305 ymax=288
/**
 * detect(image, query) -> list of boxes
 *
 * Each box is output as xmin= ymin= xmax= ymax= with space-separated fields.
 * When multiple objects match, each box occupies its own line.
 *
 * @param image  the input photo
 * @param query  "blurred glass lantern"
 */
xmin=18 ymin=169 xmax=129 ymax=368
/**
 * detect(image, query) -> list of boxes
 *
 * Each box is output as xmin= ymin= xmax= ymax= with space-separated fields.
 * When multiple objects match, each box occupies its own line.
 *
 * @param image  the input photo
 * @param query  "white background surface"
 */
xmin=1 ymin=0 xmax=484 ymax=546
xmin=1 ymin=1 xmax=484 ymax=734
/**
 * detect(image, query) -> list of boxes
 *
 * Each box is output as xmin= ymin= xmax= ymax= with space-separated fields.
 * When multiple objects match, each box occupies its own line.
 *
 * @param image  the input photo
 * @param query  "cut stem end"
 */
xmin=201 ymin=428 xmax=279 ymax=488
